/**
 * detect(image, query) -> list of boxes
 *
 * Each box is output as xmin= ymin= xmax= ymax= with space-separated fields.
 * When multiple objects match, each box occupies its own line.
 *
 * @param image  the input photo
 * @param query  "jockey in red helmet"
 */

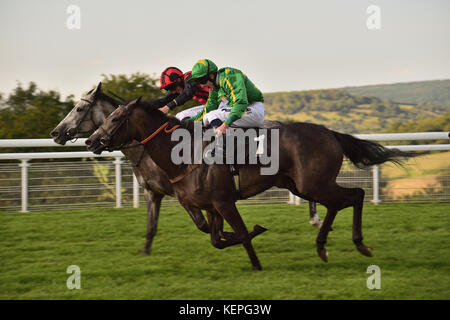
xmin=156 ymin=66 xmax=210 ymax=120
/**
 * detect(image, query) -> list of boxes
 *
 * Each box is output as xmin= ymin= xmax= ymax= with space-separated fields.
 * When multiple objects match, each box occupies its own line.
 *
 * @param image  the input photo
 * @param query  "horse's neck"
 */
xmin=96 ymin=98 xmax=117 ymax=121
xmin=134 ymin=116 xmax=186 ymax=180
xmin=99 ymin=99 xmax=148 ymax=167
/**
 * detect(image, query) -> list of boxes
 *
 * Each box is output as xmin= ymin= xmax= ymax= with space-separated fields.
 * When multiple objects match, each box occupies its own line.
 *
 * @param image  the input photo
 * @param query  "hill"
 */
xmin=264 ymin=89 xmax=446 ymax=133
xmin=341 ymin=79 xmax=450 ymax=110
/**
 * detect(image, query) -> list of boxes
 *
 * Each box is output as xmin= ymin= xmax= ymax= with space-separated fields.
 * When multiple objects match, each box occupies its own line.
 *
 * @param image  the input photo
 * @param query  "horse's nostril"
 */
xmin=85 ymin=139 xmax=92 ymax=146
xmin=50 ymin=130 xmax=59 ymax=137
xmin=100 ymin=138 xmax=106 ymax=145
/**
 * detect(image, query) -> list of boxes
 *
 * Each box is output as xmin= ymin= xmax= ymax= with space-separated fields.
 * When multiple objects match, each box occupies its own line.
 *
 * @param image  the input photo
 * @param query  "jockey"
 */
xmin=156 ymin=67 xmax=210 ymax=120
xmin=187 ymin=59 xmax=265 ymax=135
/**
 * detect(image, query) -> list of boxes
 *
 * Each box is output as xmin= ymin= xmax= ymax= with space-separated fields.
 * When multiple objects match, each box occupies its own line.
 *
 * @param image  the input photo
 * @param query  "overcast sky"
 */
xmin=1 ymin=0 xmax=449 ymax=98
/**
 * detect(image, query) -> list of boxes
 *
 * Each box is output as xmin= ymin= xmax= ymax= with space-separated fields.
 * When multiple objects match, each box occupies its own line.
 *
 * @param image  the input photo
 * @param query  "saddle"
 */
xmin=172 ymin=120 xmax=281 ymax=199
xmin=211 ymin=120 xmax=281 ymax=200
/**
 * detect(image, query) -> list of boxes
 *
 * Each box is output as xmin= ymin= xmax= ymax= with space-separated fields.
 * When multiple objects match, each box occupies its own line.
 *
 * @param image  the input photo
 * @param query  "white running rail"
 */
xmin=1 ymin=132 xmax=449 ymax=212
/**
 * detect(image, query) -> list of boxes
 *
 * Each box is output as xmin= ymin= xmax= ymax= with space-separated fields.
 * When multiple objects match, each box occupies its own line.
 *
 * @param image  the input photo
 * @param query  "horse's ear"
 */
xmin=126 ymin=96 xmax=142 ymax=111
xmin=92 ymin=82 xmax=102 ymax=95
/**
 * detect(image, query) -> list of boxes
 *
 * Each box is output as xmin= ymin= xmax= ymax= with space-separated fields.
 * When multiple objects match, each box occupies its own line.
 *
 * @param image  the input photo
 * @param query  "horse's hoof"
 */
xmin=309 ymin=217 xmax=320 ymax=226
xmin=356 ymin=243 xmax=373 ymax=257
xmin=314 ymin=221 xmax=323 ymax=229
xmin=318 ymin=249 xmax=328 ymax=262
xmin=252 ymin=265 xmax=262 ymax=271
xmin=253 ymin=224 xmax=268 ymax=234
xmin=143 ymin=249 xmax=150 ymax=255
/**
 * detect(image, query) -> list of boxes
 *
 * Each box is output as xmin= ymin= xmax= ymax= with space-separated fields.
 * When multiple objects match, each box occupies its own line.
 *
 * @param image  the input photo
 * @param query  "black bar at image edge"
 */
xmin=0 ymin=300 xmax=447 ymax=318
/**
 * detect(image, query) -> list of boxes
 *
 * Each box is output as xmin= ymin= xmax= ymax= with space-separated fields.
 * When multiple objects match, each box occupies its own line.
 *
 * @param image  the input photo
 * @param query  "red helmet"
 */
xmin=160 ymin=67 xmax=184 ymax=90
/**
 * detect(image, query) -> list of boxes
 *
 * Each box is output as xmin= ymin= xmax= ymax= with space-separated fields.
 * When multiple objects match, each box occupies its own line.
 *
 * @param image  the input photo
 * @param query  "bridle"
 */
xmin=65 ymin=98 xmax=98 ymax=141
xmin=98 ymin=106 xmax=180 ymax=153
xmin=97 ymin=105 xmax=202 ymax=183
xmin=67 ymin=90 xmax=126 ymax=141
xmin=97 ymin=105 xmax=133 ymax=151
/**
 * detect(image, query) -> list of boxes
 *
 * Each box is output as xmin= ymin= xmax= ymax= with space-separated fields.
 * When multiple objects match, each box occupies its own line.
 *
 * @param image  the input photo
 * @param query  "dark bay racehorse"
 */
xmin=50 ymin=83 xmax=320 ymax=256
xmin=86 ymin=98 xmax=413 ymax=270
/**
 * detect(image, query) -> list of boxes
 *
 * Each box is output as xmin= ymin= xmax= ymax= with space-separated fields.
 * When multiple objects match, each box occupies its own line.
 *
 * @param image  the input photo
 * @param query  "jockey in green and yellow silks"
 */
xmin=187 ymin=59 xmax=265 ymax=135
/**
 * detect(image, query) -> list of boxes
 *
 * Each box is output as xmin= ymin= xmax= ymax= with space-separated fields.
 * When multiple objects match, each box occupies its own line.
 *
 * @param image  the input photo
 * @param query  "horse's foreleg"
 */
xmin=143 ymin=189 xmax=163 ymax=255
xmin=184 ymin=206 xmax=210 ymax=234
xmin=205 ymin=209 xmax=266 ymax=242
xmin=213 ymin=201 xmax=263 ymax=270
xmin=206 ymin=209 xmax=224 ymax=247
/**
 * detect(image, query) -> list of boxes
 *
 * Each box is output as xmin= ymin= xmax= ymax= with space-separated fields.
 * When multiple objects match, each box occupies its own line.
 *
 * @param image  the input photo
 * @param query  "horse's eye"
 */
xmin=112 ymin=117 xmax=120 ymax=122
xmin=76 ymin=107 xmax=84 ymax=112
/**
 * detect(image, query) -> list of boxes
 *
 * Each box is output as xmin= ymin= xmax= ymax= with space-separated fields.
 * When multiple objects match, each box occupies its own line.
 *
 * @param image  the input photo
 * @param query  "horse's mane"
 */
xmin=135 ymin=99 xmax=195 ymax=132
xmin=98 ymin=91 xmax=124 ymax=108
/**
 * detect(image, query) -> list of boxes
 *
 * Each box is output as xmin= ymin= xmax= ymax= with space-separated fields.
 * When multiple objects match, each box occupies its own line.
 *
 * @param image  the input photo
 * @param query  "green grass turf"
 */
xmin=0 ymin=203 xmax=449 ymax=299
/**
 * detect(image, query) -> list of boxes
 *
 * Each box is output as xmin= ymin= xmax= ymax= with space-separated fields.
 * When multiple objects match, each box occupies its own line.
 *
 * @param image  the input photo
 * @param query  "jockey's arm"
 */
xmin=166 ymin=82 xmax=196 ymax=110
xmin=152 ymin=92 xmax=178 ymax=108
xmin=223 ymin=72 xmax=249 ymax=126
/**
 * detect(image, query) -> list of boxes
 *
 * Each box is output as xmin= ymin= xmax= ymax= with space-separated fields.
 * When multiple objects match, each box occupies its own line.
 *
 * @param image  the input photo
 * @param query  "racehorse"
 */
xmin=50 ymin=83 xmax=209 ymax=254
xmin=86 ymin=97 xmax=413 ymax=270
xmin=50 ymin=83 xmax=321 ymax=256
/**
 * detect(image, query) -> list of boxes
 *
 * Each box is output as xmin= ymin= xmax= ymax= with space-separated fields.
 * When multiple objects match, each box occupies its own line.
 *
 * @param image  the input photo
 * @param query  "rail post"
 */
xmin=133 ymin=173 xmax=139 ymax=208
xmin=114 ymin=157 xmax=123 ymax=208
xmin=372 ymin=165 xmax=381 ymax=204
xmin=19 ymin=159 xmax=30 ymax=212
xmin=288 ymin=192 xmax=301 ymax=205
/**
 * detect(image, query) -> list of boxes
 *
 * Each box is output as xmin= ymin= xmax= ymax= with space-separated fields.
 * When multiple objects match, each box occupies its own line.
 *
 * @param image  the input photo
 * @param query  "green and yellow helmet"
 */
xmin=187 ymin=59 xmax=218 ymax=83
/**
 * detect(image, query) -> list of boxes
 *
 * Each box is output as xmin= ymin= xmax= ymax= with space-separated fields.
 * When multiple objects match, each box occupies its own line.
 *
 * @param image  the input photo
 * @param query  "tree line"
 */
xmin=0 ymin=74 xmax=448 ymax=148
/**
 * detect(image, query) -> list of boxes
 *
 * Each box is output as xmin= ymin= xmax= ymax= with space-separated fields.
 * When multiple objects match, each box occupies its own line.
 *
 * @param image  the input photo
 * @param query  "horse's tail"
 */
xmin=331 ymin=130 xmax=415 ymax=169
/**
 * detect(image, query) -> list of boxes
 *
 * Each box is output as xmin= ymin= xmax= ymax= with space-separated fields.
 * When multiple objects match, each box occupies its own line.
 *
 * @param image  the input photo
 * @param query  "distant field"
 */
xmin=380 ymin=151 xmax=450 ymax=199
xmin=266 ymin=103 xmax=441 ymax=133
xmin=1 ymin=203 xmax=449 ymax=299
xmin=382 ymin=151 xmax=450 ymax=179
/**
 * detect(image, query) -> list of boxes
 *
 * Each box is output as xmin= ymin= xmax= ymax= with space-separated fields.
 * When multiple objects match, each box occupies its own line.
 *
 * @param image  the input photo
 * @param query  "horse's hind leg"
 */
xmin=308 ymin=201 xmax=322 ymax=229
xmin=352 ymin=188 xmax=372 ymax=257
xmin=213 ymin=201 xmax=263 ymax=270
xmin=313 ymin=185 xmax=368 ymax=262
xmin=284 ymin=179 xmax=322 ymax=229
xmin=316 ymin=207 xmax=338 ymax=262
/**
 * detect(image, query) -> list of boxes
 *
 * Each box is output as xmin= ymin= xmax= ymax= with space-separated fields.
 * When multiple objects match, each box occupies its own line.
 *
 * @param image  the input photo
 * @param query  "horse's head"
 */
xmin=50 ymin=82 xmax=116 ymax=145
xmin=86 ymin=97 xmax=142 ymax=154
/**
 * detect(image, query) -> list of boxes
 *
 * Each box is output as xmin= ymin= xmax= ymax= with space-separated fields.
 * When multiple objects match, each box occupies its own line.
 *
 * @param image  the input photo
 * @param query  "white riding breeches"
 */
xmin=202 ymin=102 xmax=265 ymax=128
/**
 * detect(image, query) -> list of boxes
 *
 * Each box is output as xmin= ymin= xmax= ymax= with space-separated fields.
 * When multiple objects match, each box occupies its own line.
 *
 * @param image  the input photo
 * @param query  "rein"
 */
xmin=139 ymin=122 xmax=180 ymax=144
xmin=100 ymin=109 xmax=199 ymax=183
xmin=115 ymin=121 xmax=181 ymax=150
xmin=115 ymin=122 xmax=181 ymax=168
